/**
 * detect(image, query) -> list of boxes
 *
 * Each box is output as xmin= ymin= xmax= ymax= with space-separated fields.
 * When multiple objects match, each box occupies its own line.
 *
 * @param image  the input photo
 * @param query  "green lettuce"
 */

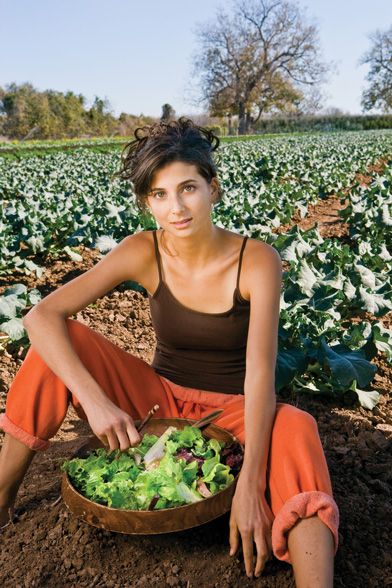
xmin=61 ymin=426 xmax=239 ymax=510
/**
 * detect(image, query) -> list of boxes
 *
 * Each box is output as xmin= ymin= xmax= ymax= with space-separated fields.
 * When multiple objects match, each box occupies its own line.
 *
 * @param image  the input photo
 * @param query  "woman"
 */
xmin=0 ymin=118 xmax=339 ymax=585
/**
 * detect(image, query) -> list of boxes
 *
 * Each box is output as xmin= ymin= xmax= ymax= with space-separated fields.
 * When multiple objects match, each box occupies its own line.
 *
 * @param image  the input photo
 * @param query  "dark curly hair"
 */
xmin=113 ymin=117 xmax=223 ymax=215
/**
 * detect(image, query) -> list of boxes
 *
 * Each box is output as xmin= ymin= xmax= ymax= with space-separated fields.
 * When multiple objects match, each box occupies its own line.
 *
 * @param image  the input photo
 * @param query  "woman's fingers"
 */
xmin=254 ymin=532 xmax=271 ymax=577
xmin=106 ymin=430 xmax=119 ymax=452
xmin=229 ymin=515 xmax=239 ymax=556
xmin=96 ymin=424 xmax=140 ymax=452
xmin=97 ymin=434 xmax=109 ymax=448
xmin=116 ymin=427 xmax=132 ymax=451
xmin=230 ymin=518 xmax=272 ymax=578
xmin=241 ymin=531 xmax=255 ymax=578
xmin=228 ymin=490 xmax=274 ymax=578
xmin=126 ymin=424 xmax=141 ymax=447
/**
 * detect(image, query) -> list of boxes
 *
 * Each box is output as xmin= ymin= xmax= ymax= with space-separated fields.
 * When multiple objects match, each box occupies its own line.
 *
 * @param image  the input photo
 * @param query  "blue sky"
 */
xmin=1 ymin=0 xmax=390 ymax=117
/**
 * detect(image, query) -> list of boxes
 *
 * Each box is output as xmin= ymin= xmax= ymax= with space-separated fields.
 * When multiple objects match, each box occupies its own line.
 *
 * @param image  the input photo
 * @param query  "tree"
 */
xmin=161 ymin=103 xmax=176 ymax=121
xmin=85 ymin=95 xmax=117 ymax=136
xmin=45 ymin=90 xmax=87 ymax=137
xmin=360 ymin=25 xmax=392 ymax=113
xmin=191 ymin=0 xmax=331 ymax=134
xmin=0 ymin=83 xmax=120 ymax=139
xmin=0 ymin=82 xmax=51 ymax=138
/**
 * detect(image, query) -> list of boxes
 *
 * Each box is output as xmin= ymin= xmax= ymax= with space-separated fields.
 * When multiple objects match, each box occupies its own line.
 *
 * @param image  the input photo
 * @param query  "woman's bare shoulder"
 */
xmin=238 ymin=235 xmax=282 ymax=299
xmin=222 ymin=228 xmax=280 ymax=259
xmin=26 ymin=230 xmax=157 ymax=320
xmin=247 ymin=235 xmax=281 ymax=259
xmin=120 ymin=229 xmax=156 ymax=277
xmin=125 ymin=228 xmax=155 ymax=249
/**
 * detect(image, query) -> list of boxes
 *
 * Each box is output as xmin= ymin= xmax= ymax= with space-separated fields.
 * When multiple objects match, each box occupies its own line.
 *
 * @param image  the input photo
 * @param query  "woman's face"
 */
xmin=144 ymin=161 xmax=219 ymax=234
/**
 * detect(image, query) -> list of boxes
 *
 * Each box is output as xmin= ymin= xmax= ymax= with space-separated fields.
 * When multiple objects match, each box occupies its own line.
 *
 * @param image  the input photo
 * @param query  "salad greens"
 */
xmin=61 ymin=425 xmax=243 ymax=511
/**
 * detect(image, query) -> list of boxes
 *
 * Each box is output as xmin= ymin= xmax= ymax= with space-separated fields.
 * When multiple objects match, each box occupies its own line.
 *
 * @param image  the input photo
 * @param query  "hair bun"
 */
xmin=134 ymin=126 xmax=151 ymax=141
xmin=132 ymin=117 xmax=220 ymax=151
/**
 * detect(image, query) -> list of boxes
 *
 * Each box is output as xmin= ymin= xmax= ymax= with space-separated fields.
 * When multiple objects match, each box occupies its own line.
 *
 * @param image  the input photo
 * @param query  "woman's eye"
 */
xmin=153 ymin=185 xmax=194 ymax=198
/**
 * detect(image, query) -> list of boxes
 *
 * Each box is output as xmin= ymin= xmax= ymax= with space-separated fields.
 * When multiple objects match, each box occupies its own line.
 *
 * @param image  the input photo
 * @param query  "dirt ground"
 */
xmin=0 ymin=162 xmax=391 ymax=587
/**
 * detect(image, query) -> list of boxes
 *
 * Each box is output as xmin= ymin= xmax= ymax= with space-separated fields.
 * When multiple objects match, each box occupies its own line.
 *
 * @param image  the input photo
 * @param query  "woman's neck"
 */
xmin=159 ymin=224 xmax=224 ymax=270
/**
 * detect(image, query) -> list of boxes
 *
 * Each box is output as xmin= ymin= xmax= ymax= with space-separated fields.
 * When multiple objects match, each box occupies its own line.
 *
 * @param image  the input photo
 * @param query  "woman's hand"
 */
xmin=229 ymin=470 xmax=274 ymax=578
xmin=82 ymin=396 xmax=141 ymax=451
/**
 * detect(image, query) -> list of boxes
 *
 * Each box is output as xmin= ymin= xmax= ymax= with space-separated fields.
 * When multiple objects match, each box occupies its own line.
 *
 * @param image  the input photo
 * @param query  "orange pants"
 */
xmin=0 ymin=319 xmax=339 ymax=563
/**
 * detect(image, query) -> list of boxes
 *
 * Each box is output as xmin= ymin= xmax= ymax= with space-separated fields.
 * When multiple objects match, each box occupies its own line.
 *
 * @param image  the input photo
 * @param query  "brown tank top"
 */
xmin=148 ymin=230 xmax=250 ymax=394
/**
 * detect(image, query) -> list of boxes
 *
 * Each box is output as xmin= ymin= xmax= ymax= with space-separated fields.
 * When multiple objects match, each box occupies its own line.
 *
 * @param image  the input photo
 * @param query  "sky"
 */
xmin=1 ymin=0 xmax=390 ymax=118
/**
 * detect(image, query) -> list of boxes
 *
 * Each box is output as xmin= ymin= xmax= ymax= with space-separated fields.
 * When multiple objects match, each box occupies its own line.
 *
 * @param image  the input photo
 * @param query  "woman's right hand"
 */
xmin=82 ymin=397 xmax=142 ymax=452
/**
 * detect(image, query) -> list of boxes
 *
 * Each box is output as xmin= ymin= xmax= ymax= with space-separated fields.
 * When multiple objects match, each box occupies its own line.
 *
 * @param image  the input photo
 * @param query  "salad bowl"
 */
xmin=61 ymin=417 xmax=244 ymax=534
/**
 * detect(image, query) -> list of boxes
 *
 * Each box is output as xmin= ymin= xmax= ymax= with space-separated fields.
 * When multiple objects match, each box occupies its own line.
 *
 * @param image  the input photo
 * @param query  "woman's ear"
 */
xmin=210 ymin=178 xmax=221 ymax=204
xmin=144 ymin=196 xmax=152 ymax=213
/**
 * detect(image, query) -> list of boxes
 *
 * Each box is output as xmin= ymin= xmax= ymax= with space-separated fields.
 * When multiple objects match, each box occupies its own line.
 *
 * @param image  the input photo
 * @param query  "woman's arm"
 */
xmin=229 ymin=241 xmax=282 ymax=578
xmin=241 ymin=242 xmax=282 ymax=482
xmin=22 ymin=231 xmax=153 ymax=449
xmin=23 ymin=232 xmax=149 ymax=403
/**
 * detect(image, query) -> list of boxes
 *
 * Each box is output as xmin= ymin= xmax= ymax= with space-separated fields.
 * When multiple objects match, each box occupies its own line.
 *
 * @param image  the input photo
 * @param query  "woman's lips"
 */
xmin=171 ymin=218 xmax=192 ymax=227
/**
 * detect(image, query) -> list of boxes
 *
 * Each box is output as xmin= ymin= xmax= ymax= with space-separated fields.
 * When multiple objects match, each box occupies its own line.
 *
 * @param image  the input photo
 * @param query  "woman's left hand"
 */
xmin=229 ymin=470 xmax=274 ymax=578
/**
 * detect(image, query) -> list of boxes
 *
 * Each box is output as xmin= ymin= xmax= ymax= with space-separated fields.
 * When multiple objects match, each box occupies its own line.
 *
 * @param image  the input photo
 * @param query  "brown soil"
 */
xmin=275 ymin=194 xmax=350 ymax=239
xmin=1 ymin=156 xmax=392 ymax=587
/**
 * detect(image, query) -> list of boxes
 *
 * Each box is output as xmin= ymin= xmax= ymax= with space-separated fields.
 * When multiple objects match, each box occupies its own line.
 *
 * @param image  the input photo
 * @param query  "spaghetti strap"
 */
xmin=152 ymin=230 xmax=163 ymax=283
xmin=236 ymin=236 xmax=248 ymax=290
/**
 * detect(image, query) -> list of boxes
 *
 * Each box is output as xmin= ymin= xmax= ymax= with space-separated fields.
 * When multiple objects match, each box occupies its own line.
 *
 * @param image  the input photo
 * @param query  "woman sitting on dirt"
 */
xmin=0 ymin=117 xmax=339 ymax=585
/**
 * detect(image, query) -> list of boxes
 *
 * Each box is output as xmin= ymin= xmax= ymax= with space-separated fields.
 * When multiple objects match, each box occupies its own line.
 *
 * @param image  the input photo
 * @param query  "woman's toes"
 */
xmin=0 ymin=505 xmax=15 ymax=529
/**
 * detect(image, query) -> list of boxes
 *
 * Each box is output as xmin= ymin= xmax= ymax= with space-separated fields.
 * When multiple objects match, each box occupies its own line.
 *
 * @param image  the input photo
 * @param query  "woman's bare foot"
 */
xmin=0 ymin=433 xmax=37 ymax=530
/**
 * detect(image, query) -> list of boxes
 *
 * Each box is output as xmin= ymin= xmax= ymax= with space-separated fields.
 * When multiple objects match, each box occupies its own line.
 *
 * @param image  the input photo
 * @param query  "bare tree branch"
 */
xmin=359 ymin=25 xmax=392 ymax=113
xmin=189 ymin=0 xmax=331 ymax=133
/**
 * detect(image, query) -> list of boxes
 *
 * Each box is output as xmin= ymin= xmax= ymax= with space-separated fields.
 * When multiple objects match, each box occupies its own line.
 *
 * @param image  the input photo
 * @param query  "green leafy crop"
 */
xmin=61 ymin=426 xmax=242 ymax=511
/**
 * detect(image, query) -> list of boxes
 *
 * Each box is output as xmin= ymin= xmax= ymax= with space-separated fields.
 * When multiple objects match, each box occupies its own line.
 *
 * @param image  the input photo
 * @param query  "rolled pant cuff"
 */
xmin=271 ymin=490 xmax=340 ymax=564
xmin=0 ymin=413 xmax=50 ymax=451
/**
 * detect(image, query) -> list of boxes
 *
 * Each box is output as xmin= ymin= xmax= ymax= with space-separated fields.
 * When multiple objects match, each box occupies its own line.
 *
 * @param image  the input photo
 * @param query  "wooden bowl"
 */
xmin=61 ymin=417 xmax=243 ymax=534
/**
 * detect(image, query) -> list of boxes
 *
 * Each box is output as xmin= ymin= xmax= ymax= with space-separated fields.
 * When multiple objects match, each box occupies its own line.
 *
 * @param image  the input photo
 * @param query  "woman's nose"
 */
xmin=170 ymin=195 xmax=186 ymax=212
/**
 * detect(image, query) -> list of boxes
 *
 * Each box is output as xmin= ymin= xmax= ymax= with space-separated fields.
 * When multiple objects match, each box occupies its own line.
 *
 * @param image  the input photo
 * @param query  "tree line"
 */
xmin=0 ymin=82 xmax=158 ymax=140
